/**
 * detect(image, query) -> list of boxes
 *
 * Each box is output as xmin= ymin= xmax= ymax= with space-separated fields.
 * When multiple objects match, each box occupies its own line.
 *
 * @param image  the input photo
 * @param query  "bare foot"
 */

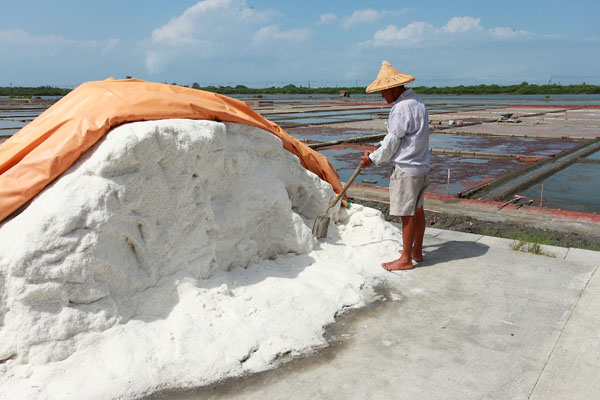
xmin=382 ymin=258 xmax=414 ymax=271
xmin=398 ymin=250 xmax=423 ymax=262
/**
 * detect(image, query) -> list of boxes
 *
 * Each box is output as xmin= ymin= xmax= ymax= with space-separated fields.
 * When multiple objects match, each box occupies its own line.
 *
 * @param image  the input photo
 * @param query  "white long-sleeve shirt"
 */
xmin=369 ymin=89 xmax=431 ymax=176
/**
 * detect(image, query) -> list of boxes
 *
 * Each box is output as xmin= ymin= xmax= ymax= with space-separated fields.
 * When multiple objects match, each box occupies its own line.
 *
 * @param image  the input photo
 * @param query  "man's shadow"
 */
xmin=412 ymin=239 xmax=490 ymax=268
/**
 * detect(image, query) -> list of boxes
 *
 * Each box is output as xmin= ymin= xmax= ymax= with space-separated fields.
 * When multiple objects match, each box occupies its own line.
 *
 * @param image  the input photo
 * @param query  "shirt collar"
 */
xmin=400 ymin=88 xmax=413 ymax=98
xmin=393 ymin=88 xmax=412 ymax=105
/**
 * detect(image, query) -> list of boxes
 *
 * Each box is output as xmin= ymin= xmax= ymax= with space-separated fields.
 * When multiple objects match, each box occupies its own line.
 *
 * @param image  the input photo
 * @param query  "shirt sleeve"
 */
xmin=369 ymin=133 xmax=401 ymax=165
xmin=368 ymin=104 xmax=408 ymax=165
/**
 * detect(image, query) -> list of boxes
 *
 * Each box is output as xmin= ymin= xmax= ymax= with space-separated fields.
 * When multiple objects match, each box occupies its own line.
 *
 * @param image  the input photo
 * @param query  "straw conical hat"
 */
xmin=365 ymin=61 xmax=415 ymax=93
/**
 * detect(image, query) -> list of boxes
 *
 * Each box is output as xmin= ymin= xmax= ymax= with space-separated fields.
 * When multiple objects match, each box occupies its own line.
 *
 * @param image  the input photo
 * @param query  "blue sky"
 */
xmin=1 ymin=0 xmax=599 ymax=87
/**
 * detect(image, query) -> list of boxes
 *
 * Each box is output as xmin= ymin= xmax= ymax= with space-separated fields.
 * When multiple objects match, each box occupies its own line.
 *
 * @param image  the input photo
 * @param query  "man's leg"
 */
xmin=412 ymin=173 xmax=429 ymax=262
xmin=396 ymin=207 xmax=425 ymax=262
xmin=383 ymin=215 xmax=415 ymax=271
xmin=412 ymin=207 xmax=425 ymax=262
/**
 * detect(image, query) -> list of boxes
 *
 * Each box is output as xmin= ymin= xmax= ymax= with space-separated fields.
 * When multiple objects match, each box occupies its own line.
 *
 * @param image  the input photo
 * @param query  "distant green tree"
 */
xmin=2 ymin=83 xmax=599 ymax=97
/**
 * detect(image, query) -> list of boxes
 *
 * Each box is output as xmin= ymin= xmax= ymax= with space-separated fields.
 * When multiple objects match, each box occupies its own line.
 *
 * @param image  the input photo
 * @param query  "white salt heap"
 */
xmin=0 ymin=119 xmax=404 ymax=399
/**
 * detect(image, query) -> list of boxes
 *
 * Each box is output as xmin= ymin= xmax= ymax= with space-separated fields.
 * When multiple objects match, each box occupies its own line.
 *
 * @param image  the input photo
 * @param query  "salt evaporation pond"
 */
xmin=318 ymin=145 xmax=529 ymax=196
xmin=519 ymin=162 xmax=600 ymax=213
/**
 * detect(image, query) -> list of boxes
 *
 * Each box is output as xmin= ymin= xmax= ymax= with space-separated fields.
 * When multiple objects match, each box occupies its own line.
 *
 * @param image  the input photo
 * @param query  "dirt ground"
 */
xmin=353 ymin=199 xmax=600 ymax=251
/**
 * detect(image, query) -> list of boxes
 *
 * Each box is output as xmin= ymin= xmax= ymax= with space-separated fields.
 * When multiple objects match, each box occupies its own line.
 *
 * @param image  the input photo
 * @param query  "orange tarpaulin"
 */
xmin=0 ymin=78 xmax=342 ymax=223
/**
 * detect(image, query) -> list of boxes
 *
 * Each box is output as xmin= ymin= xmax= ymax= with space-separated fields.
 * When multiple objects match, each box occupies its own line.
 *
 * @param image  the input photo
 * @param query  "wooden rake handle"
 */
xmin=326 ymin=163 xmax=363 ymax=209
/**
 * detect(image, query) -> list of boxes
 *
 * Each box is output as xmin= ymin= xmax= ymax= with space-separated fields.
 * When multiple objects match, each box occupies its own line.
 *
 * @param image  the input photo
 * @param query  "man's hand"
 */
xmin=360 ymin=150 xmax=373 ymax=168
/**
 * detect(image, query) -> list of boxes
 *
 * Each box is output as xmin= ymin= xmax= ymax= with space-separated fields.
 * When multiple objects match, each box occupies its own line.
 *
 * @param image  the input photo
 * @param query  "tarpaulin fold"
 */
xmin=0 ymin=78 xmax=342 ymax=223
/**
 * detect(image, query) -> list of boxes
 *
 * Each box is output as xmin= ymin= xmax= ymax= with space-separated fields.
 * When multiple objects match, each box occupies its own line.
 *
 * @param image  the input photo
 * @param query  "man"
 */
xmin=360 ymin=61 xmax=431 ymax=271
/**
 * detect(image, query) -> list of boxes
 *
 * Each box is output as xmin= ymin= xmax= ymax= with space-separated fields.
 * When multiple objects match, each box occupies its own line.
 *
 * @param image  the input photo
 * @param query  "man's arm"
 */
xmin=362 ymin=105 xmax=408 ymax=168
xmin=361 ymin=134 xmax=402 ymax=168
xmin=367 ymin=134 xmax=402 ymax=165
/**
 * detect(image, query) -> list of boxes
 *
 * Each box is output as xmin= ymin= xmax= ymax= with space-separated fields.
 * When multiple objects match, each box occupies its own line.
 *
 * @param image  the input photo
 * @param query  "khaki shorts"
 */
xmin=389 ymin=168 xmax=429 ymax=216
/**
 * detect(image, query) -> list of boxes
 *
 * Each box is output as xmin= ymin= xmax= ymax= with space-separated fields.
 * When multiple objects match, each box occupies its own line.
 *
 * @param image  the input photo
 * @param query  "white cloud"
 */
xmin=371 ymin=16 xmax=557 ymax=48
xmin=90 ymin=38 xmax=121 ymax=53
xmin=318 ymin=13 xmax=338 ymax=25
xmin=373 ymin=22 xmax=435 ymax=47
xmin=147 ymin=0 xmax=316 ymax=73
xmin=150 ymin=0 xmax=274 ymax=46
xmin=0 ymin=28 xmax=119 ymax=52
xmin=339 ymin=8 xmax=408 ymax=29
xmin=253 ymin=25 xmax=311 ymax=43
xmin=489 ymin=27 xmax=537 ymax=40
xmin=0 ymin=28 xmax=61 ymax=45
xmin=442 ymin=16 xmax=482 ymax=33
xmin=341 ymin=9 xmax=382 ymax=29
xmin=145 ymin=50 xmax=165 ymax=75
xmin=542 ymin=34 xmax=565 ymax=40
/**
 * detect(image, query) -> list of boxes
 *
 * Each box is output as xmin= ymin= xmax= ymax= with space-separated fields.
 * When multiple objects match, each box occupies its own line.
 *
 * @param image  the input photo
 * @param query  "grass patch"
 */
xmin=508 ymin=230 xmax=557 ymax=257
xmin=587 ymin=243 xmax=600 ymax=252
xmin=508 ymin=230 xmax=556 ymax=246
xmin=528 ymin=243 xmax=545 ymax=255
xmin=510 ymin=239 xmax=556 ymax=257
xmin=509 ymin=240 xmax=525 ymax=251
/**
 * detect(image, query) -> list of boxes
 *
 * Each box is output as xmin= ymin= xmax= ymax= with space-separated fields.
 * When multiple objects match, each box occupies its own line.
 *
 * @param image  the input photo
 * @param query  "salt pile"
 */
xmin=0 ymin=119 xmax=404 ymax=399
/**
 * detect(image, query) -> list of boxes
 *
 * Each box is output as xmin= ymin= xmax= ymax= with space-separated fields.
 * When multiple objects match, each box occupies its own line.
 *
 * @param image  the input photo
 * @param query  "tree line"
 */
xmin=194 ymin=82 xmax=600 ymax=95
xmin=413 ymin=82 xmax=600 ymax=95
xmin=0 ymin=86 xmax=70 ymax=97
xmin=2 ymin=82 xmax=599 ymax=97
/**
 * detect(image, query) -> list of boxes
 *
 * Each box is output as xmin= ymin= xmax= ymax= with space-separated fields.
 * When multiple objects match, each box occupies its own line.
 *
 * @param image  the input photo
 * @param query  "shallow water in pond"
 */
xmin=587 ymin=150 xmax=600 ymax=161
xmin=519 ymin=162 xmax=600 ymax=214
xmin=0 ymin=120 xmax=29 ymax=129
xmin=317 ymin=146 xmax=526 ymax=196
xmin=288 ymin=127 xmax=581 ymax=158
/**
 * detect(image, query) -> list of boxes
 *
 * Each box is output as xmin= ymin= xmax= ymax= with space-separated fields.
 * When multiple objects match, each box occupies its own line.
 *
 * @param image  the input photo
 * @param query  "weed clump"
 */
xmin=510 ymin=240 xmax=556 ymax=257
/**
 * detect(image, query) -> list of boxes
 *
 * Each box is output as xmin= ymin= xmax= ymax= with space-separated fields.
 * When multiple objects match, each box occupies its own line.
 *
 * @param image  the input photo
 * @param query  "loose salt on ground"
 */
xmin=0 ymin=119 xmax=405 ymax=399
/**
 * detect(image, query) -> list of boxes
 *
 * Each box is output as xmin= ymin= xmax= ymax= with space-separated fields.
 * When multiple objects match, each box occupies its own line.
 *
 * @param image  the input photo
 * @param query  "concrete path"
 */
xmin=154 ymin=229 xmax=600 ymax=400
